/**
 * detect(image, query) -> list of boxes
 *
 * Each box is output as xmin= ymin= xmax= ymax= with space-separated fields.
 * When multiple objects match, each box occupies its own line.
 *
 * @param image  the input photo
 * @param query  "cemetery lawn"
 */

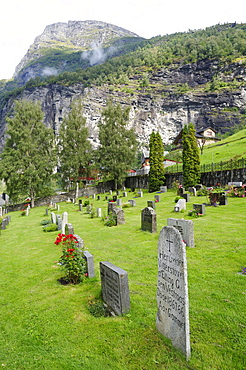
xmin=0 ymin=190 xmax=246 ymax=370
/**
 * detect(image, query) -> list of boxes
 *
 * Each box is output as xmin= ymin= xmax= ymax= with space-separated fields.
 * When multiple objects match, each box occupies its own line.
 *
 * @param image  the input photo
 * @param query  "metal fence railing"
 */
xmin=164 ymin=157 xmax=246 ymax=174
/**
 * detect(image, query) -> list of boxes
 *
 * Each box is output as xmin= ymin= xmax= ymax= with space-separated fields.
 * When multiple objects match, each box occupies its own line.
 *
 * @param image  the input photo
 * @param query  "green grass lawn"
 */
xmin=0 ymin=189 xmax=246 ymax=369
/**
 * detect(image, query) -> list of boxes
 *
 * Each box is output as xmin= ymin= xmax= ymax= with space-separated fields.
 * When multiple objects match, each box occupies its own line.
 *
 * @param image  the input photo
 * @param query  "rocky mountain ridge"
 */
xmin=13 ymin=20 xmax=141 ymax=85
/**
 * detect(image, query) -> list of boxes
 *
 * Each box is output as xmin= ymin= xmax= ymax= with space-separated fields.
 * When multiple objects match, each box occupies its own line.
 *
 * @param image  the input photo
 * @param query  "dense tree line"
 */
xmin=0 ymin=99 xmax=138 ymax=204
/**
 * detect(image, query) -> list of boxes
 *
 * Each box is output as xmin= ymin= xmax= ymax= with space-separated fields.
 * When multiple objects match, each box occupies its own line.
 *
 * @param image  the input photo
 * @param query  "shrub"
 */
xmin=43 ymin=223 xmax=58 ymax=232
xmin=40 ymin=219 xmax=51 ymax=226
xmin=54 ymin=234 xmax=86 ymax=284
xmin=104 ymin=213 xmax=117 ymax=227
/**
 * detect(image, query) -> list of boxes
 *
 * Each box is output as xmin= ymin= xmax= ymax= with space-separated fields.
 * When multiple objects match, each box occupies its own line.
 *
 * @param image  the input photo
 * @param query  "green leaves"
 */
xmin=97 ymin=100 xmax=137 ymax=189
xmin=149 ymin=131 xmax=165 ymax=192
xmin=182 ymin=123 xmax=200 ymax=188
xmin=0 ymin=100 xmax=56 ymax=206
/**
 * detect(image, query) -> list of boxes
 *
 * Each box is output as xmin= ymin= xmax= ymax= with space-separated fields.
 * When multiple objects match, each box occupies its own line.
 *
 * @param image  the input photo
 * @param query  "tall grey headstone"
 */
xmin=100 ymin=261 xmax=130 ymax=316
xmin=97 ymin=208 xmax=102 ymax=218
xmin=73 ymin=234 xmax=84 ymax=249
xmin=141 ymin=207 xmax=157 ymax=233
xmin=57 ymin=215 xmax=62 ymax=231
xmin=65 ymin=223 xmax=74 ymax=235
xmin=156 ymin=226 xmax=190 ymax=360
xmin=62 ymin=212 xmax=68 ymax=234
xmin=108 ymin=202 xmax=117 ymax=215
xmin=167 ymin=218 xmax=195 ymax=248
xmin=147 ymin=200 xmax=156 ymax=209
xmin=116 ymin=198 xmax=122 ymax=207
xmin=50 ymin=212 xmax=56 ymax=224
xmin=45 ymin=208 xmax=49 ymax=216
xmin=113 ymin=208 xmax=125 ymax=225
xmin=83 ymin=251 xmax=95 ymax=278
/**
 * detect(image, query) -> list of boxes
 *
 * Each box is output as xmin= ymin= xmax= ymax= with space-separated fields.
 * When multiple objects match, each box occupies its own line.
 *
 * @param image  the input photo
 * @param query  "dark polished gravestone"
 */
xmin=156 ymin=226 xmax=190 ymax=360
xmin=141 ymin=207 xmax=157 ymax=233
xmin=100 ymin=261 xmax=130 ymax=316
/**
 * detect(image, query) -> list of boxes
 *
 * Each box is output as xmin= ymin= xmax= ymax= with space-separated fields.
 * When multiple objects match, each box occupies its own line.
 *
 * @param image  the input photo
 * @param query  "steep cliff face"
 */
xmin=1 ymin=81 xmax=245 ymax=152
xmin=13 ymin=20 xmax=141 ymax=85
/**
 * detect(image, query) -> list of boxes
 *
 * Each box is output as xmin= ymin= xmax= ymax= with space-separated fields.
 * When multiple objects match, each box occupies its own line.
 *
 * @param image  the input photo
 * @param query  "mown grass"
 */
xmin=0 ymin=189 xmax=246 ymax=369
xmin=199 ymin=128 xmax=246 ymax=165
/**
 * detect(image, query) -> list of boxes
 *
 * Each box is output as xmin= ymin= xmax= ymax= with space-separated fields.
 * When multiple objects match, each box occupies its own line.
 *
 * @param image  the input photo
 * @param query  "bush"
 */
xmin=104 ymin=213 xmax=117 ymax=227
xmin=43 ymin=223 xmax=58 ymax=232
xmin=40 ymin=219 xmax=51 ymax=226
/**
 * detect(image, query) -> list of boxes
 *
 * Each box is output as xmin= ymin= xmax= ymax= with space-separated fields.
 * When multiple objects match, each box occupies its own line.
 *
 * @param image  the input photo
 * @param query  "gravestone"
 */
xmin=147 ymin=200 xmax=156 ymax=209
xmin=108 ymin=202 xmax=117 ymax=215
xmin=50 ymin=212 xmax=56 ymax=224
xmin=100 ymin=261 xmax=130 ymax=316
xmin=138 ymin=191 xmax=143 ymax=197
xmin=26 ymin=206 xmax=30 ymax=216
xmin=160 ymin=186 xmax=167 ymax=193
xmin=167 ymin=218 xmax=195 ymax=248
xmin=79 ymin=199 xmax=82 ymax=205
xmin=0 ymin=207 xmax=2 ymax=217
xmin=45 ymin=208 xmax=49 ymax=216
xmin=65 ymin=223 xmax=74 ymax=235
xmin=174 ymin=199 xmax=186 ymax=212
xmin=97 ymin=195 xmax=101 ymax=201
xmin=109 ymin=190 xmax=113 ymax=195
xmin=112 ymin=208 xmax=125 ymax=225
xmin=116 ymin=191 xmax=120 ymax=196
xmin=56 ymin=215 xmax=62 ymax=231
xmin=62 ymin=212 xmax=68 ymax=234
xmin=97 ymin=208 xmax=102 ymax=218
xmin=116 ymin=198 xmax=122 ymax=207
xmin=156 ymin=226 xmax=190 ymax=360
xmin=154 ymin=194 xmax=161 ymax=202
xmin=79 ymin=204 xmax=83 ymax=212
xmin=193 ymin=204 xmax=205 ymax=215
xmin=105 ymin=196 xmax=108 ymax=201
xmin=83 ymin=251 xmax=95 ymax=278
xmin=1 ymin=218 xmax=6 ymax=230
xmin=177 ymin=186 xmax=184 ymax=196
xmin=141 ymin=207 xmax=157 ymax=233
xmin=91 ymin=194 xmax=96 ymax=199
xmin=57 ymin=205 xmax=60 ymax=211
xmin=123 ymin=192 xmax=127 ymax=197
xmin=181 ymin=193 xmax=190 ymax=202
xmin=228 ymin=181 xmax=242 ymax=187
xmin=128 ymin=200 xmax=136 ymax=207
xmin=219 ymin=194 xmax=228 ymax=205
xmin=188 ymin=187 xmax=197 ymax=196
xmin=113 ymin=195 xmax=117 ymax=202
xmin=73 ymin=234 xmax=84 ymax=249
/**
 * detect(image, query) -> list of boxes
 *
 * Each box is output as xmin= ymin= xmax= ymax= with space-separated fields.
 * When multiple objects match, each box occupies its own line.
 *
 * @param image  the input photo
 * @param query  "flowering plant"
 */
xmin=54 ymin=233 xmax=87 ymax=284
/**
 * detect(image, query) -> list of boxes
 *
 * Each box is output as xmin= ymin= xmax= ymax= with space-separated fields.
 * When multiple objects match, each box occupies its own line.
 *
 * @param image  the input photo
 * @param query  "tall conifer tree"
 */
xmin=182 ymin=123 xmax=200 ymax=188
xmin=149 ymin=131 xmax=165 ymax=192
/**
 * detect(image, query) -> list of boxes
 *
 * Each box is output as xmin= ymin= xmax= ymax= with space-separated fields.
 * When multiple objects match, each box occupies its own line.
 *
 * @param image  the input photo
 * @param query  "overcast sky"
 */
xmin=0 ymin=0 xmax=245 ymax=80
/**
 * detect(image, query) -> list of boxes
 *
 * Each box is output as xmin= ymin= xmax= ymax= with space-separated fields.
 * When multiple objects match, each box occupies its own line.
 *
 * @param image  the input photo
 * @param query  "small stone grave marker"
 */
xmin=138 ymin=191 xmax=143 ymax=197
xmin=193 ymin=203 xmax=205 ymax=215
xmin=154 ymin=194 xmax=161 ymax=202
xmin=65 ymin=223 xmax=74 ymax=235
xmin=219 ymin=194 xmax=228 ymax=205
xmin=84 ymin=251 xmax=95 ymax=278
xmin=108 ymin=202 xmax=117 ymax=215
xmin=2 ymin=218 xmax=6 ymax=230
xmin=100 ymin=261 xmax=130 ymax=316
xmin=97 ymin=195 xmax=101 ymax=201
xmin=116 ymin=198 xmax=122 ymax=207
xmin=160 ymin=186 xmax=167 ymax=193
xmin=174 ymin=199 xmax=186 ymax=212
xmin=79 ymin=204 xmax=83 ymax=212
xmin=128 ymin=199 xmax=136 ymax=207
xmin=45 ymin=208 xmax=49 ymax=216
xmin=112 ymin=208 xmax=125 ymax=225
xmin=73 ymin=234 xmax=84 ymax=249
xmin=50 ymin=212 xmax=56 ymax=224
xmin=123 ymin=192 xmax=127 ymax=197
xmin=113 ymin=195 xmax=117 ymax=202
xmin=61 ymin=212 xmax=68 ymax=234
xmin=97 ymin=208 xmax=102 ymax=218
xmin=147 ymin=200 xmax=156 ymax=209
xmin=0 ymin=207 xmax=2 ymax=217
xmin=181 ymin=193 xmax=190 ymax=202
xmin=167 ymin=218 xmax=194 ymax=248
xmin=141 ymin=207 xmax=157 ymax=233
xmin=156 ymin=226 xmax=190 ymax=360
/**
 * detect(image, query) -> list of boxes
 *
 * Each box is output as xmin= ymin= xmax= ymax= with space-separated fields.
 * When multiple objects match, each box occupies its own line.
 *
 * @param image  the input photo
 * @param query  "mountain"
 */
xmin=0 ymin=22 xmax=246 ymax=152
xmin=13 ymin=20 xmax=143 ymax=85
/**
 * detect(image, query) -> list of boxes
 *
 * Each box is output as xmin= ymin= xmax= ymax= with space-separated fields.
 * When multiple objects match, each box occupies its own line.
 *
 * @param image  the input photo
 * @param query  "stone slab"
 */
xmin=167 ymin=218 xmax=194 ymax=248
